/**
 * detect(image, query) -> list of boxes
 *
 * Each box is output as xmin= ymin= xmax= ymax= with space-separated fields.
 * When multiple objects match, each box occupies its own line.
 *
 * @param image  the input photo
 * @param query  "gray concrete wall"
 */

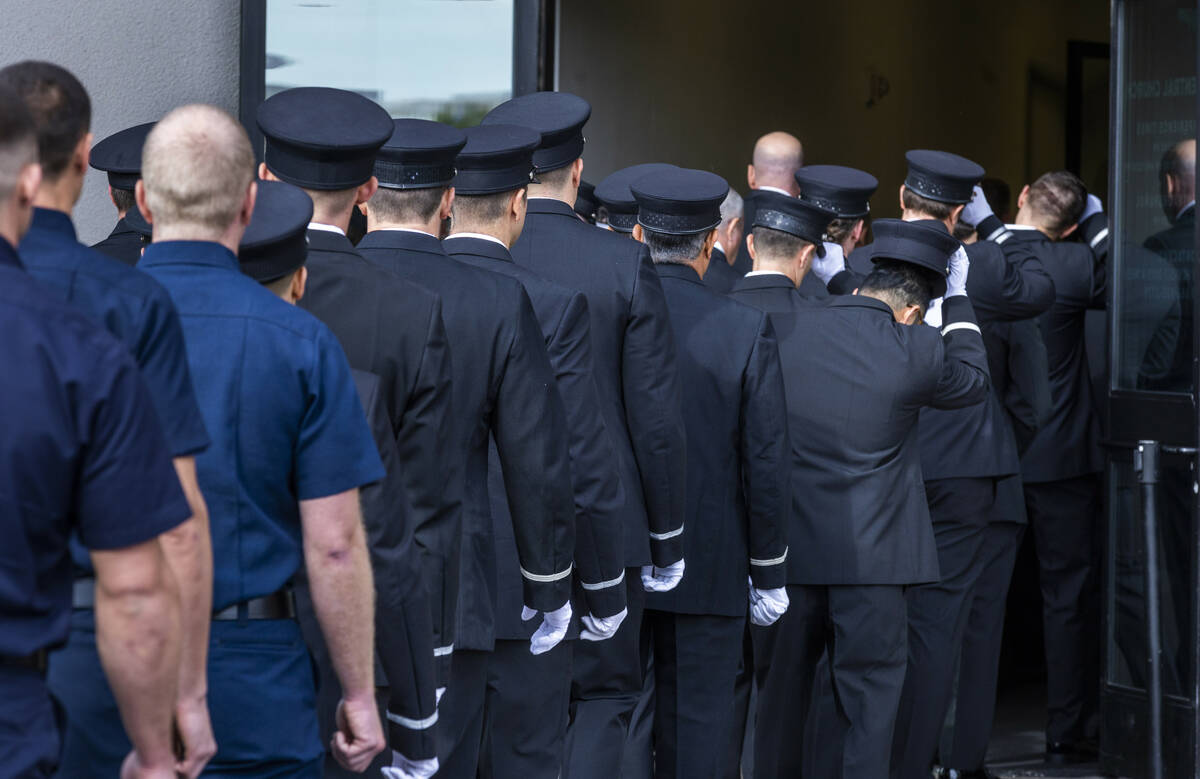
xmin=0 ymin=0 xmax=241 ymax=243
xmin=559 ymin=0 xmax=1111 ymax=221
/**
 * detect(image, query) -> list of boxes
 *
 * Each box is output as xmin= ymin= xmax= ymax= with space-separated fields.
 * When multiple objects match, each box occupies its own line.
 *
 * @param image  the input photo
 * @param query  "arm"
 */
xmin=740 ymin=315 xmax=790 ymax=590
xmin=492 ymin=292 xmax=576 ymax=613
xmin=546 ymin=293 xmax=627 ymax=620
xmin=91 ymin=539 xmax=182 ymax=776
xmin=970 ymin=233 xmax=1056 ymax=320
xmin=930 ymin=295 xmax=992 ymax=409
xmin=301 ymin=489 xmax=385 ymax=772
xmin=156 ymin=457 xmax=215 ymax=776
xmin=623 ymin=247 xmax=688 ymax=567
xmin=1002 ymin=319 xmax=1052 ymax=454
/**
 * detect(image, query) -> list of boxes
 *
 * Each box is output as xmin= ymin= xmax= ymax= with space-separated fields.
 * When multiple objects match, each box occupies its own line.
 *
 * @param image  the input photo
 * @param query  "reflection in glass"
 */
xmin=265 ymin=0 xmax=515 ymax=126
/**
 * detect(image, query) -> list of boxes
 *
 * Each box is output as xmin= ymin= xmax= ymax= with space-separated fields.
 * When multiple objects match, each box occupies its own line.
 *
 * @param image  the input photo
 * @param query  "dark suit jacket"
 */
xmin=357 ymin=230 xmax=576 ymax=650
xmin=1004 ymin=228 xmax=1107 ymax=483
xmin=298 ymin=227 xmax=461 ymax=660
xmin=510 ymin=198 xmax=687 ymax=568
xmin=702 ymin=246 xmax=741 ymax=293
xmin=1142 ymin=204 xmax=1195 ymax=391
xmin=746 ymin=286 xmax=989 ymax=585
xmin=644 ymin=263 xmax=789 ymax=616
xmin=90 ymin=218 xmax=142 ymax=266
xmin=844 ymin=218 xmax=1055 ymax=482
xmin=445 ymin=235 xmax=628 ymax=639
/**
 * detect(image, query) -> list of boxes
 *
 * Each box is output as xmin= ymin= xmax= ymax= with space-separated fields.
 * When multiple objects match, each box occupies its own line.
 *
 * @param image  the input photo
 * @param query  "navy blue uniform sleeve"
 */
xmin=546 ymin=293 xmax=627 ymax=619
xmin=1080 ymin=212 xmax=1109 ymax=266
xmin=740 ymin=313 xmax=790 ymax=589
xmin=623 ymin=246 xmax=688 ymax=567
xmin=930 ymin=296 xmax=992 ymax=410
xmin=969 ymin=233 xmax=1056 ymax=321
xmin=75 ymin=338 xmax=191 ymax=550
xmin=131 ymin=283 xmax=210 ymax=457
xmin=294 ymin=328 xmax=385 ymax=500
xmin=491 ymin=290 xmax=576 ymax=611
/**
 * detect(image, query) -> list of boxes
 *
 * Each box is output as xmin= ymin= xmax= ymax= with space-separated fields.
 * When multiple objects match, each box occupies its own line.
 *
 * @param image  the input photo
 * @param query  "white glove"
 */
xmin=960 ymin=185 xmax=994 ymax=226
xmin=641 ymin=559 xmax=685 ymax=593
xmin=924 ymin=297 xmax=944 ymax=328
xmin=580 ymin=607 xmax=628 ymax=642
xmin=810 ymin=242 xmax=846 ymax=284
xmin=521 ymin=601 xmax=572 ymax=655
xmin=382 ymin=753 xmax=439 ymax=779
xmin=1080 ymin=193 xmax=1103 ymax=223
xmin=748 ymin=582 xmax=790 ymax=627
xmin=945 ymin=245 xmax=969 ymax=299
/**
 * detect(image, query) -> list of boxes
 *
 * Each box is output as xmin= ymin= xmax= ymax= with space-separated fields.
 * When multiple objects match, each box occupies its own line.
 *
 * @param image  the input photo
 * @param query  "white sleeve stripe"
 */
xmin=983 ymin=225 xmax=1007 ymax=242
xmin=520 ymin=563 xmax=573 ymax=583
xmin=433 ymin=644 xmax=454 ymax=657
xmin=1090 ymin=227 xmax=1109 ymax=249
xmin=387 ymin=709 xmax=439 ymax=730
xmin=942 ymin=321 xmax=982 ymax=337
xmin=649 ymin=525 xmax=684 ymax=541
xmin=581 ymin=570 xmax=626 ymax=591
xmin=994 ymin=231 xmax=1012 ymax=244
xmin=750 ymin=547 xmax=788 ymax=567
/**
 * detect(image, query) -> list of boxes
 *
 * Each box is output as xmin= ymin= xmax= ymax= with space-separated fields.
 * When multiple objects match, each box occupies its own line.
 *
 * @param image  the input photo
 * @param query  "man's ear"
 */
xmin=17 ymin=162 xmax=42 ymax=209
xmin=729 ymin=216 xmax=743 ymax=241
xmin=898 ymin=184 xmax=907 ymax=213
xmin=747 ymin=164 xmax=757 ymax=190
xmin=440 ymin=187 xmax=455 ymax=221
xmin=701 ymin=228 xmax=717 ymax=259
xmin=356 ymin=176 xmax=379 ymax=206
xmin=240 ymin=180 xmax=258 ymax=226
xmin=949 ymin=204 xmax=965 ymax=229
xmin=509 ymin=187 xmax=526 ymax=221
xmin=1058 ymin=222 xmax=1079 ymax=241
xmin=257 ymin=162 xmax=273 ymax=182
xmin=851 ymin=218 xmax=867 ymax=246
xmin=135 ymin=179 xmax=153 ymax=224
xmin=632 ymin=223 xmax=645 ymax=243
xmin=1016 ymin=184 xmax=1030 ymax=210
xmin=898 ymin=304 xmax=922 ymax=325
xmin=571 ymin=158 xmax=584 ymax=189
xmin=292 ymin=265 xmax=308 ymax=303
xmin=797 ymin=242 xmax=817 ymax=273
xmin=745 ymin=231 xmax=758 ymax=261
xmin=75 ymin=132 xmax=93 ymax=175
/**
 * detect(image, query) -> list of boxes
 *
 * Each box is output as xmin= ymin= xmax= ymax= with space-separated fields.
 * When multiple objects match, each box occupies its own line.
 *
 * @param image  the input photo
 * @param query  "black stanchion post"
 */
xmin=1135 ymin=439 xmax=1164 ymax=779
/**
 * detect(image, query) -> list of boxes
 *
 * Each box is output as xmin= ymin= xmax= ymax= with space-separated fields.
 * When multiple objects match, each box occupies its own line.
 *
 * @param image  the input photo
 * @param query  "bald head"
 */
xmin=1161 ymin=138 xmax=1196 ymax=221
xmin=749 ymin=131 xmax=803 ymax=194
xmin=140 ymin=104 xmax=254 ymax=240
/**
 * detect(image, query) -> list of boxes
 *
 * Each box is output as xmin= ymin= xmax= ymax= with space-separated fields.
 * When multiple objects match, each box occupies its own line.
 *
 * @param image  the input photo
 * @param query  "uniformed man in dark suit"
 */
xmin=575 ymin=179 xmax=599 ymax=223
xmin=735 ymin=131 xmax=804 ymax=275
xmin=138 ymin=104 xmax=387 ymax=775
xmin=702 ymin=187 xmax=744 ymax=293
xmin=483 ymin=92 xmax=688 ymax=779
xmin=999 ymin=171 xmax=1108 ymax=764
xmin=794 ymin=164 xmax=878 ymax=301
xmin=356 ymin=119 xmax=580 ymax=779
xmin=87 ymin=121 xmax=154 ymax=265
xmin=442 ymin=123 xmax=627 ymax=779
xmin=0 ymin=61 xmax=216 ymax=778
xmin=594 ymin=162 xmax=679 ymax=236
xmin=628 ymin=167 xmax=791 ymax=779
xmin=254 ymin=88 xmax=462 ymax=758
xmin=754 ymin=218 xmax=990 ymax=779
xmin=0 ymin=82 xmax=189 ymax=779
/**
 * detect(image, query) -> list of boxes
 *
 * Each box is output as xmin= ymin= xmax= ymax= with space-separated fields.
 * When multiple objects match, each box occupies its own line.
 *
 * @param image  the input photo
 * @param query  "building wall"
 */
xmin=0 ymin=0 xmax=241 ymax=243
xmin=558 ymin=0 xmax=1111 ymax=221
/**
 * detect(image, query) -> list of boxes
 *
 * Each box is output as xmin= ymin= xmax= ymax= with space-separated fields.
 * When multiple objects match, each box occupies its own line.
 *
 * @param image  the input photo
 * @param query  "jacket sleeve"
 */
xmin=492 ymin=290 xmax=577 ymax=612
xmin=1080 ymin=211 xmax=1110 ymax=266
xmin=973 ymin=224 xmax=1056 ymax=320
xmin=1002 ymin=319 xmax=1052 ymax=455
xmin=546 ymin=293 xmax=627 ymax=619
xmin=395 ymin=299 xmax=461 ymax=675
xmin=930 ymin=295 xmax=992 ymax=410
xmin=740 ymin=313 xmax=790 ymax=589
xmin=623 ymin=245 xmax=688 ymax=567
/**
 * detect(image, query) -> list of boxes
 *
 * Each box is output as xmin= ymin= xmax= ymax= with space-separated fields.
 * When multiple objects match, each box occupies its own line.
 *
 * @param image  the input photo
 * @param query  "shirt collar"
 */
xmin=308 ymin=221 xmax=346 ymax=236
xmin=0 ymin=235 xmax=22 ymax=269
xmin=756 ymin=185 xmax=792 ymax=197
xmin=31 ymin=207 xmax=77 ymax=240
xmin=375 ymin=227 xmax=437 ymax=238
xmin=1179 ymin=201 xmax=1196 ymax=221
xmin=713 ymin=241 xmax=725 ymax=255
xmin=746 ymin=269 xmax=789 ymax=278
xmin=445 ymin=231 xmax=508 ymax=249
xmin=139 ymin=240 xmax=239 ymax=272
xmin=1005 ymin=223 xmax=1042 ymax=232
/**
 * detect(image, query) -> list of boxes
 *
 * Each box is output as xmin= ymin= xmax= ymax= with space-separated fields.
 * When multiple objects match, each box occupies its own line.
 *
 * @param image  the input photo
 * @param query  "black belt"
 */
xmin=74 ymin=578 xmax=295 ymax=621
xmin=0 ymin=649 xmax=48 ymax=674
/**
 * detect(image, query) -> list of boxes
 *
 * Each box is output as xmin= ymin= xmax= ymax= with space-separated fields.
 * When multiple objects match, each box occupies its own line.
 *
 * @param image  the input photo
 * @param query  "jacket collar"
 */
xmin=139 ymin=240 xmax=239 ymax=272
xmin=733 ymin=273 xmax=795 ymax=292
xmin=358 ymin=228 xmax=445 ymax=257
xmin=827 ymin=293 xmax=894 ymax=316
xmin=0 ymin=235 xmax=22 ymax=269
xmin=526 ymin=197 xmax=579 ymax=220
xmin=305 ymin=227 xmax=360 ymax=256
xmin=655 ymin=262 xmax=704 ymax=285
xmin=110 ymin=217 xmax=138 ymax=237
xmin=442 ymin=233 xmax=514 ymax=264
xmin=30 ymin=207 xmax=77 ymax=240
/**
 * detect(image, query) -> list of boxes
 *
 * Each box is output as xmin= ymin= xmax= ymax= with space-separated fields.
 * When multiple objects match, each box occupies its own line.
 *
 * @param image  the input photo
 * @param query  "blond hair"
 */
xmin=141 ymin=104 xmax=254 ymax=237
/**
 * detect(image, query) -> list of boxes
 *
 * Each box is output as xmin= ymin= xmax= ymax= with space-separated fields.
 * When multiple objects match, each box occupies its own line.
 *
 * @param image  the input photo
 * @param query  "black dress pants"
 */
xmin=479 ymin=638 xmax=572 ymax=779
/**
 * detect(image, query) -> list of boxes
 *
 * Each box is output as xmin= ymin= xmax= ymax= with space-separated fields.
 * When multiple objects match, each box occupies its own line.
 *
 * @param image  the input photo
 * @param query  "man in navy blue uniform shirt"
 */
xmin=0 ymin=61 xmax=217 ymax=778
xmin=0 ymin=83 xmax=189 ymax=779
xmin=136 ymin=103 xmax=387 ymax=776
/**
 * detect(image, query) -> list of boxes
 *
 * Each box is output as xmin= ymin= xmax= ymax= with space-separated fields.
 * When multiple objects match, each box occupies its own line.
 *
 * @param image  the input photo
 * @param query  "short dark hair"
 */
xmin=1025 ymin=171 xmax=1086 ymax=236
xmin=901 ymin=187 xmax=957 ymax=221
xmin=751 ymin=224 xmax=810 ymax=262
xmin=536 ymin=165 xmax=574 ymax=189
xmin=0 ymin=61 xmax=90 ymax=179
xmin=952 ymin=217 xmax=976 ymax=241
xmin=859 ymin=259 xmax=937 ymax=313
xmin=453 ymin=187 xmax=525 ymax=225
xmin=370 ymin=186 xmax=445 ymax=224
xmin=0 ymin=84 xmax=38 ymax=198
xmin=825 ymin=216 xmax=864 ymax=245
xmin=644 ymin=228 xmax=709 ymax=265
xmin=980 ymin=177 xmax=1011 ymax=219
xmin=111 ymin=187 xmax=136 ymax=214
